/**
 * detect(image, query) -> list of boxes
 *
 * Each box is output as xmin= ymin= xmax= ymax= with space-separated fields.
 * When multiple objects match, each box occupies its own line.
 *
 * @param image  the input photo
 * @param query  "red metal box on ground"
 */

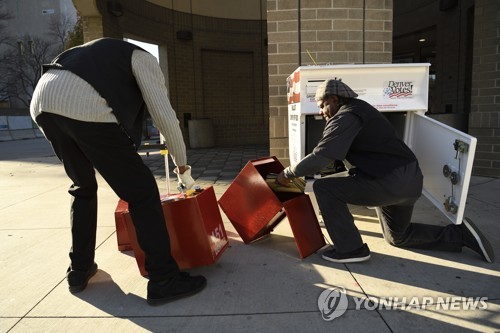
xmin=218 ymin=156 xmax=325 ymax=258
xmin=114 ymin=186 xmax=228 ymax=276
xmin=114 ymin=199 xmax=133 ymax=251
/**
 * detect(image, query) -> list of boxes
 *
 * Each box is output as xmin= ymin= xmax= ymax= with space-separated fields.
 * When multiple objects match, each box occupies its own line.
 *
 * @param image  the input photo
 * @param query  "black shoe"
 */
xmin=321 ymin=243 xmax=371 ymax=263
xmin=147 ymin=272 xmax=207 ymax=306
xmin=462 ymin=218 xmax=495 ymax=263
xmin=66 ymin=262 xmax=98 ymax=293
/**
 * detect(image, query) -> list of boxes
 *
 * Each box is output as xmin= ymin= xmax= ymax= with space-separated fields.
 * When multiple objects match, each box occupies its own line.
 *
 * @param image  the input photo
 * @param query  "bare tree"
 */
xmin=0 ymin=0 xmax=12 ymax=46
xmin=0 ymin=35 xmax=55 ymax=107
xmin=0 ymin=6 xmax=80 ymax=107
xmin=65 ymin=13 xmax=83 ymax=49
xmin=0 ymin=0 xmax=12 ymax=103
xmin=47 ymin=12 xmax=75 ymax=52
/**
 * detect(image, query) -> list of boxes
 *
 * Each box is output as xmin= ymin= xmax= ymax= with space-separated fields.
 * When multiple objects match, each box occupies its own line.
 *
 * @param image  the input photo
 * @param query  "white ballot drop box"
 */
xmin=287 ymin=64 xmax=476 ymax=225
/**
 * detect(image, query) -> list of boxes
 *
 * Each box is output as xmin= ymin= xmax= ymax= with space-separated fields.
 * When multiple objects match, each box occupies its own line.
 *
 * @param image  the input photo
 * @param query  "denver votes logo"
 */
xmin=383 ymin=81 xmax=414 ymax=99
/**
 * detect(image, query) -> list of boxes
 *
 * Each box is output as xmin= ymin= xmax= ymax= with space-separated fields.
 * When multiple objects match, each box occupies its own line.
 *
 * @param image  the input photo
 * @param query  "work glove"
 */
xmin=174 ymin=165 xmax=195 ymax=191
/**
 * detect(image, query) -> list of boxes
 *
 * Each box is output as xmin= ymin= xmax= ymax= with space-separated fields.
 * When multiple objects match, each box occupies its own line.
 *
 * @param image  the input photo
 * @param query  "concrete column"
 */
xmin=71 ymin=0 xmax=103 ymax=42
xmin=82 ymin=16 xmax=104 ymax=42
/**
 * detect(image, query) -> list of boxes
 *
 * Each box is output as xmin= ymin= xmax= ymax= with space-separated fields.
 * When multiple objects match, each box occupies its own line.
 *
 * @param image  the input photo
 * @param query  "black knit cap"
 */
xmin=315 ymin=78 xmax=358 ymax=101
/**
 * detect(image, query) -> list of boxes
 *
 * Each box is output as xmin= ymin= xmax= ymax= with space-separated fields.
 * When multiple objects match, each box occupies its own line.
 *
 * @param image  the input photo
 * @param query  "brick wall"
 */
xmin=83 ymin=0 xmax=269 ymax=147
xmin=75 ymin=0 xmax=500 ymax=177
xmin=82 ymin=16 xmax=103 ymax=41
xmin=267 ymin=0 xmax=393 ymax=167
xmin=469 ymin=0 xmax=500 ymax=177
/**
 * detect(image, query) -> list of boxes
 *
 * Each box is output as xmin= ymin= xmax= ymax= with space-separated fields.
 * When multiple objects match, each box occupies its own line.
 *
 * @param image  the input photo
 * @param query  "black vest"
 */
xmin=43 ymin=38 xmax=146 ymax=146
xmin=339 ymin=98 xmax=417 ymax=178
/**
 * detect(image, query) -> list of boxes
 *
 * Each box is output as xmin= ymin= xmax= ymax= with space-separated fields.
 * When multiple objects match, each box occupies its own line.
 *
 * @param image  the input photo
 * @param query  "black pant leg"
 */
xmin=377 ymin=205 xmax=463 ymax=252
xmin=313 ymin=172 xmax=364 ymax=252
xmin=312 ymin=170 xmax=398 ymax=252
xmin=37 ymin=113 xmax=179 ymax=281
xmin=36 ymin=113 xmax=98 ymax=271
xmin=312 ymin=161 xmax=464 ymax=254
xmin=375 ymin=162 xmax=463 ymax=252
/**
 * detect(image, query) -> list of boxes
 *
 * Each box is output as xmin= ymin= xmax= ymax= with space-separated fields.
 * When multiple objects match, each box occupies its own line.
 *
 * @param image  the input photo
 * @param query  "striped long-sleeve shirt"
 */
xmin=30 ymin=49 xmax=187 ymax=166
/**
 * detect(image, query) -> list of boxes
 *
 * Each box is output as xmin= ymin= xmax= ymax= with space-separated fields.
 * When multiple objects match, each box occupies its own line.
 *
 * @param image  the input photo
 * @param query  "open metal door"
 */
xmin=405 ymin=112 xmax=477 ymax=225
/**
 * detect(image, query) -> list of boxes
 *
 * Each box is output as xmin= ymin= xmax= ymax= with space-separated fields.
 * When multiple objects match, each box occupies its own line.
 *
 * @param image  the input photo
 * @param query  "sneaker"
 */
xmin=147 ymin=272 xmax=207 ymax=306
xmin=462 ymin=218 xmax=495 ymax=263
xmin=66 ymin=262 xmax=98 ymax=293
xmin=321 ymin=243 xmax=371 ymax=263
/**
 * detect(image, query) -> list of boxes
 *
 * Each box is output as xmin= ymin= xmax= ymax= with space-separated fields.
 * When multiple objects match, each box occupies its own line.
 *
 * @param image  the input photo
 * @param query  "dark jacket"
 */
xmin=318 ymin=98 xmax=417 ymax=178
xmin=43 ymin=38 xmax=146 ymax=146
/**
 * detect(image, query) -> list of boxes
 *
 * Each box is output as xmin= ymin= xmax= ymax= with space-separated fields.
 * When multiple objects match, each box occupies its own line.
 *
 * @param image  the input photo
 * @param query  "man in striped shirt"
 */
xmin=30 ymin=38 xmax=206 ymax=305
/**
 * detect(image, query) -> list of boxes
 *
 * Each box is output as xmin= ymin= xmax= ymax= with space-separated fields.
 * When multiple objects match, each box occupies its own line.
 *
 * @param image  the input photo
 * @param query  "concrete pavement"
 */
xmin=1 ymin=138 xmax=499 ymax=332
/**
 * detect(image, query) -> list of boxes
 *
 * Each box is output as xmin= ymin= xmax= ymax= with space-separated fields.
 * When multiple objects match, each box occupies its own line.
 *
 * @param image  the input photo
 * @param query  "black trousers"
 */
xmin=313 ymin=161 xmax=464 ymax=253
xmin=36 ymin=113 xmax=179 ymax=282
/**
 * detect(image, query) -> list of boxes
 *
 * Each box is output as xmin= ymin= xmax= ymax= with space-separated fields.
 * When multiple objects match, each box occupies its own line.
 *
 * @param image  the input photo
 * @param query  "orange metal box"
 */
xmin=114 ymin=186 xmax=228 ymax=276
xmin=114 ymin=199 xmax=133 ymax=251
xmin=218 ymin=156 xmax=325 ymax=258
